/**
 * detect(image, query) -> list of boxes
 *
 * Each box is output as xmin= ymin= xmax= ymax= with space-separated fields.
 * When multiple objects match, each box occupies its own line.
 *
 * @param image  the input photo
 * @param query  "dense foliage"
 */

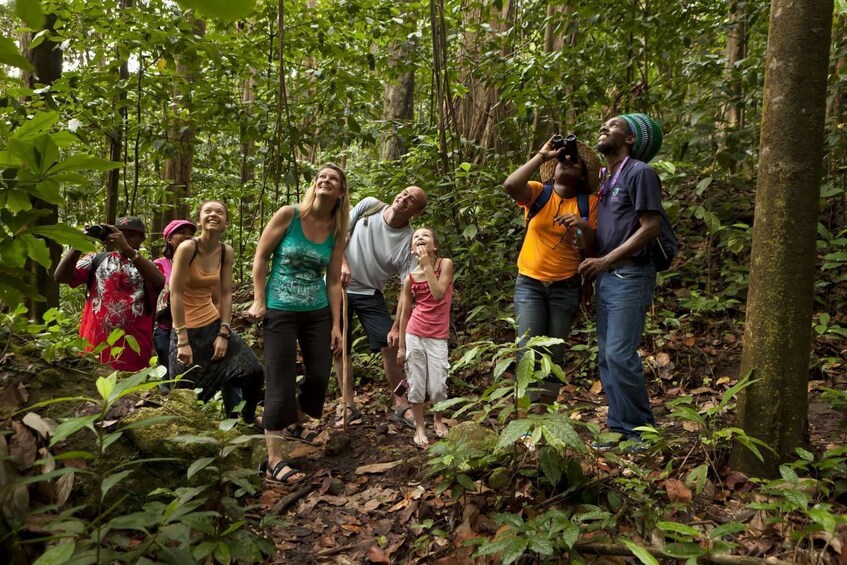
xmin=1 ymin=0 xmax=846 ymax=562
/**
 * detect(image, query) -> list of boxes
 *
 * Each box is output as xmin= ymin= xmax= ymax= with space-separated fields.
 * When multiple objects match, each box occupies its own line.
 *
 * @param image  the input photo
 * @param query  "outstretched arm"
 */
xmin=504 ymin=136 xmax=560 ymax=203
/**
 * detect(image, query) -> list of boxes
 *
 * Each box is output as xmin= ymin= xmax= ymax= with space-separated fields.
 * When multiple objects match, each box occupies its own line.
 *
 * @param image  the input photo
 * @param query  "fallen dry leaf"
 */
xmin=9 ymin=421 xmax=37 ymax=471
xmin=590 ymin=380 xmax=603 ymax=395
xmin=23 ymin=412 xmax=57 ymax=439
xmin=366 ymin=543 xmax=391 ymax=564
xmin=362 ymin=498 xmax=382 ymax=513
xmin=724 ymin=470 xmax=749 ymax=491
xmin=55 ymin=472 xmax=73 ymax=507
xmin=288 ymin=443 xmax=321 ymax=458
xmin=355 ymin=461 xmax=402 ymax=475
xmin=664 ymin=478 xmax=693 ymax=504
xmin=655 ymin=352 xmax=671 ymax=367
xmin=682 ymin=420 xmax=700 ymax=432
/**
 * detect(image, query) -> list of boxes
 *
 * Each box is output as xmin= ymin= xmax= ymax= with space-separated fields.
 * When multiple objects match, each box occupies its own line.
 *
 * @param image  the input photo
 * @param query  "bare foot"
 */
xmin=434 ymin=421 xmax=448 ymax=439
xmin=413 ymin=430 xmax=429 ymax=448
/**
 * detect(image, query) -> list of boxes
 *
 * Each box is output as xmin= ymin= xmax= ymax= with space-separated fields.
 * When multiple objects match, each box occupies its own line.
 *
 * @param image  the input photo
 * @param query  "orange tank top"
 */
xmin=184 ymin=259 xmax=220 ymax=328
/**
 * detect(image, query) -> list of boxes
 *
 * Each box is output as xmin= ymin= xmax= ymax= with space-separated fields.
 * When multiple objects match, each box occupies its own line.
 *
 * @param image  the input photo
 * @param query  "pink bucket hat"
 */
xmin=163 ymin=219 xmax=197 ymax=240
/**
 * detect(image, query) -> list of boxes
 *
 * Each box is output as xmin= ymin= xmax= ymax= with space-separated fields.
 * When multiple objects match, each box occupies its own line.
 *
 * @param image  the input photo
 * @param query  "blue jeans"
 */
xmin=596 ymin=263 xmax=657 ymax=438
xmin=514 ymin=274 xmax=580 ymax=398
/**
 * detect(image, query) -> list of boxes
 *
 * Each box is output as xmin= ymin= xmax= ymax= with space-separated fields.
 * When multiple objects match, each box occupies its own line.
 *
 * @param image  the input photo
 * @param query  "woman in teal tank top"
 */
xmin=249 ymin=164 xmax=350 ymax=485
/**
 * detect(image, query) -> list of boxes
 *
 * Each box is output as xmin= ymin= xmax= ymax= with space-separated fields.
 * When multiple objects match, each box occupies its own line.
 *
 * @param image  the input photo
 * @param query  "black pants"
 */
xmin=263 ymin=307 xmax=333 ymax=430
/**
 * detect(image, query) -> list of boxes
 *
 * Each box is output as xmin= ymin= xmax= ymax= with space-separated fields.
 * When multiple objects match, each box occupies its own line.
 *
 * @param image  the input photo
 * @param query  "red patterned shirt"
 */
xmin=69 ymin=252 xmax=155 ymax=371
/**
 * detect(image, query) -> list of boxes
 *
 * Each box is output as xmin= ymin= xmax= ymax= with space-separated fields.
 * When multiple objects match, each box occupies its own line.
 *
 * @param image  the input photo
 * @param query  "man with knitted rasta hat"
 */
xmin=578 ymin=113 xmax=664 ymax=446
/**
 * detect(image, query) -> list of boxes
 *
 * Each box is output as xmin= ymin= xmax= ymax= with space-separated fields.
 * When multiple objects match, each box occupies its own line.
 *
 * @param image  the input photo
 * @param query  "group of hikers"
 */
xmin=55 ymin=111 xmax=667 ymax=484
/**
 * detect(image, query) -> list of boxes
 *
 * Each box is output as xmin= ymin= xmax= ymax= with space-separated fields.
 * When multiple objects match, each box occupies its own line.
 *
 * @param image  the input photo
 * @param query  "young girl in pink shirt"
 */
xmin=397 ymin=227 xmax=454 ymax=447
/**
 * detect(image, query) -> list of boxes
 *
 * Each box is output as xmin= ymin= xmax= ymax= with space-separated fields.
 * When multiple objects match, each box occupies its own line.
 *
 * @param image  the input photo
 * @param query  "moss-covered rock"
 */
xmin=446 ymin=421 xmax=497 ymax=452
xmin=488 ymin=466 xmax=511 ymax=490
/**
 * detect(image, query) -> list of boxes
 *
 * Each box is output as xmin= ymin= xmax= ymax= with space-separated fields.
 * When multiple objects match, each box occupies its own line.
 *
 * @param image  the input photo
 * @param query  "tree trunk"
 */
xmin=730 ymin=0 xmax=833 ymax=478
xmin=161 ymin=16 xmax=205 ymax=229
xmin=20 ymin=14 xmax=63 ymax=321
xmin=723 ymin=0 xmax=748 ymax=131
xmin=105 ymin=0 xmax=133 ymax=223
xmin=380 ymin=16 xmax=416 ymax=161
xmin=454 ymin=0 xmax=515 ymax=157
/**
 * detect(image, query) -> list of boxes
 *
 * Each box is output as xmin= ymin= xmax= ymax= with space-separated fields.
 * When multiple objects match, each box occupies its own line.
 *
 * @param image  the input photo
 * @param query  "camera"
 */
xmin=552 ymin=134 xmax=579 ymax=163
xmin=84 ymin=224 xmax=113 ymax=241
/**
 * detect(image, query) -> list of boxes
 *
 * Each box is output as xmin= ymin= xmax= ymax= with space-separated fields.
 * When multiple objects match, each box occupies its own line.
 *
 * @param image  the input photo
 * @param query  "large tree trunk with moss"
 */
xmin=20 ymin=14 xmax=63 ymax=321
xmin=730 ymin=0 xmax=833 ymax=478
xmin=160 ymin=17 xmax=205 ymax=230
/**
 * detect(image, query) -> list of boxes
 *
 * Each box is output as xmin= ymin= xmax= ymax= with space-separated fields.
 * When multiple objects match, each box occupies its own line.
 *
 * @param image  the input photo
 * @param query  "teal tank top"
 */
xmin=266 ymin=206 xmax=336 ymax=311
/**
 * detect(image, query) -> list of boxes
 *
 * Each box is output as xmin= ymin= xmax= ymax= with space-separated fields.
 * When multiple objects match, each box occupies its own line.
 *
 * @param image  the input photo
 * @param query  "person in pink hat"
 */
xmin=153 ymin=219 xmax=197 ymax=383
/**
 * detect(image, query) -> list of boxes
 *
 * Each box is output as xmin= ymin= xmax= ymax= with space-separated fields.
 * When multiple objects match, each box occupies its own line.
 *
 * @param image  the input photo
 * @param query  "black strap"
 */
xmin=86 ymin=252 xmax=109 ymax=289
xmin=526 ymin=184 xmax=554 ymax=227
xmin=189 ymin=238 xmax=226 ymax=268
xmin=577 ymin=192 xmax=589 ymax=221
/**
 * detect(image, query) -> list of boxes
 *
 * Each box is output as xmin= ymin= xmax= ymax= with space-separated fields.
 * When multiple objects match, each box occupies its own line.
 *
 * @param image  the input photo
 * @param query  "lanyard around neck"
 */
xmin=599 ymin=156 xmax=629 ymax=199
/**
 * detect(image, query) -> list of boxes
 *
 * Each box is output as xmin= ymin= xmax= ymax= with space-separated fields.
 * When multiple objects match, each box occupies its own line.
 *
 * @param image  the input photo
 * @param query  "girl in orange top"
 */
xmin=503 ymin=136 xmax=600 ymax=406
xmin=169 ymin=200 xmax=263 ymax=424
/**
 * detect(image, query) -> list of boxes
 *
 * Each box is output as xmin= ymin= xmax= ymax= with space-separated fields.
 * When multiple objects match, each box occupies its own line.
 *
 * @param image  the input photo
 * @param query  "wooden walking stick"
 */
xmin=341 ymin=290 xmax=349 ymax=432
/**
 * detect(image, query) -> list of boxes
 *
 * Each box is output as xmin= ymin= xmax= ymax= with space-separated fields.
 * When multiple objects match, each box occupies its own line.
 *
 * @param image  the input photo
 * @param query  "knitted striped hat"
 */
xmin=618 ymin=113 xmax=663 ymax=163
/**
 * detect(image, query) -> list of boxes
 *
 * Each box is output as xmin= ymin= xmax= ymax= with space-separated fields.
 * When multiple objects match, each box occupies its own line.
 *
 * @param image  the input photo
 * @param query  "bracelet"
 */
xmin=174 ymin=326 xmax=187 ymax=334
xmin=130 ymin=250 xmax=141 ymax=263
xmin=216 ymin=332 xmax=231 ymax=340
xmin=220 ymin=321 xmax=231 ymax=329
xmin=177 ymin=341 xmax=189 ymax=347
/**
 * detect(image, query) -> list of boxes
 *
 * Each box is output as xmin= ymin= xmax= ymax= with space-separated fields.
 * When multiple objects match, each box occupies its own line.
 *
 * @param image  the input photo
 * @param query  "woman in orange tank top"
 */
xmin=169 ymin=200 xmax=263 ymax=424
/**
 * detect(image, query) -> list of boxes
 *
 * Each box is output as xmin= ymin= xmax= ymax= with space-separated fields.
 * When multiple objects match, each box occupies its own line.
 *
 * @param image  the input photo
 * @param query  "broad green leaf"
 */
xmin=187 ymin=457 xmax=215 ymax=479
xmin=176 ymin=0 xmax=257 ymax=20
xmin=20 ymin=234 xmax=51 ymax=268
xmin=50 ymin=415 xmax=98 ymax=446
xmin=47 ymin=155 xmax=120 ymax=174
xmin=539 ymin=446 xmax=562 ymax=486
xmin=33 ymin=541 xmax=75 ymax=565
xmin=685 ymin=463 xmax=708 ymax=494
xmin=96 ymin=375 xmax=116 ymax=400
xmin=0 ymin=237 xmax=29 ymax=268
xmin=13 ymin=112 xmax=59 ymax=140
xmin=101 ymin=470 xmax=133 ymax=499
xmin=5 ymin=189 xmax=32 ymax=213
xmin=621 ymin=540 xmax=659 ymax=565
xmin=30 ymin=225 xmax=96 ymax=252
xmin=0 ymin=37 xmax=31 ymax=70
xmin=16 ymin=0 xmax=46 ymax=29
xmin=657 ymin=521 xmax=701 ymax=539
xmin=462 ymin=224 xmax=478 ymax=239
xmin=540 ymin=415 xmax=584 ymax=452
xmin=33 ymin=179 xmax=62 ymax=205
xmin=496 ymin=419 xmax=533 ymax=451
xmin=710 ymin=522 xmax=747 ymax=539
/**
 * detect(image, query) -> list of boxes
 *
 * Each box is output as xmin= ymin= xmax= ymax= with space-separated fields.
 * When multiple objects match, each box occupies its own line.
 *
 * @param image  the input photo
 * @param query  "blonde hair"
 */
xmin=299 ymin=163 xmax=350 ymax=240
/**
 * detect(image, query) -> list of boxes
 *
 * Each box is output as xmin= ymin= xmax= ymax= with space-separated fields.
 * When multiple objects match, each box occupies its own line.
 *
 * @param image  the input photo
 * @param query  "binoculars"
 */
xmin=551 ymin=134 xmax=579 ymax=163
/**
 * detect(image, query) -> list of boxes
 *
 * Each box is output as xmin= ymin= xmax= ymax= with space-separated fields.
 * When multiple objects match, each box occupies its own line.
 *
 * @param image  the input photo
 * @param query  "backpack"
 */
xmin=348 ymin=201 xmax=387 ymax=240
xmin=651 ymin=211 xmax=678 ymax=272
xmin=155 ymin=239 xmax=225 ymax=324
xmin=520 ymin=184 xmax=589 ymax=249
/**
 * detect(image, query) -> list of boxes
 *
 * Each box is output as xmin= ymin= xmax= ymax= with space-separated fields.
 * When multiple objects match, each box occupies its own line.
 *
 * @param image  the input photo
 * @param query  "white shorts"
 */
xmin=404 ymin=334 xmax=449 ymax=405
